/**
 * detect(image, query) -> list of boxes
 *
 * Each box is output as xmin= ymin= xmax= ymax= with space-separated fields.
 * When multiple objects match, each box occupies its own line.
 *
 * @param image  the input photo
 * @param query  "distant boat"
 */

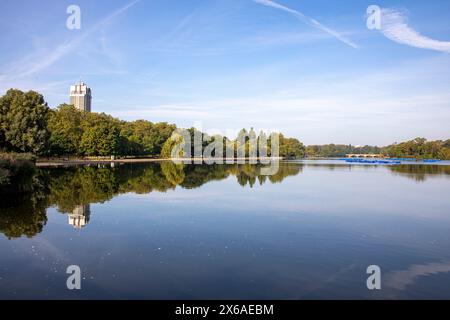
xmin=387 ymin=158 xmax=416 ymax=161
xmin=423 ymin=159 xmax=441 ymax=163
xmin=343 ymin=158 xmax=400 ymax=165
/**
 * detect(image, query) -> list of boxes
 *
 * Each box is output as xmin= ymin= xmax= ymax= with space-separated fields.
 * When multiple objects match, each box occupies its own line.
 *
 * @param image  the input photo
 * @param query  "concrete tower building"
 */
xmin=70 ymin=81 xmax=92 ymax=112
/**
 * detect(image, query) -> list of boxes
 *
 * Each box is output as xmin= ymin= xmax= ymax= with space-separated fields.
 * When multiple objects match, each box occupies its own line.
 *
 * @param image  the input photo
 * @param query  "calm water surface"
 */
xmin=1 ymin=161 xmax=450 ymax=299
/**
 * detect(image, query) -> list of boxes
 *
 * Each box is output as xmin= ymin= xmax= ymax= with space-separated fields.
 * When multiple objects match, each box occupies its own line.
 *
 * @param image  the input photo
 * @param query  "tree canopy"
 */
xmin=305 ymin=144 xmax=382 ymax=158
xmin=48 ymin=104 xmax=82 ymax=155
xmin=385 ymin=138 xmax=450 ymax=160
xmin=0 ymin=89 xmax=50 ymax=155
xmin=305 ymin=138 xmax=450 ymax=160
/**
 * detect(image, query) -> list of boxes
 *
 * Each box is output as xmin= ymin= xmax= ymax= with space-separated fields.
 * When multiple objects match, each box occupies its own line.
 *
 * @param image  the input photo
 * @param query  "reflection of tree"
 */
xmin=227 ymin=163 xmax=302 ymax=186
xmin=0 ymin=175 xmax=49 ymax=239
xmin=235 ymin=164 xmax=259 ymax=187
xmin=0 ymin=162 xmax=303 ymax=239
xmin=47 ymin=166 xmax=120 ymax=213
xmin=47 ymin=164 xmax=181 ymax=213
xmin=269 ymin=163 xmax=302 ymax=184
xmin=0 ymin=199 xmax=47 ymax=239
xmin=118 ymin=164 xmax=174 ymax=194
xmin=180 ymin=164 xmax=230 ymax=189
xmin=5 ymin=162 xmax=449 ymax=239
xmin=161 ymin=161 xmax=185 ymax=186
xmin=389 ymin=165 xmax=450 ymax=182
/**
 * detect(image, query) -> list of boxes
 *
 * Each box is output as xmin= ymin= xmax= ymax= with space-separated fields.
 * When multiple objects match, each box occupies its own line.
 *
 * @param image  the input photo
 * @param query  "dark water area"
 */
xmin=1 ymin=161 xmax=450 ymax=299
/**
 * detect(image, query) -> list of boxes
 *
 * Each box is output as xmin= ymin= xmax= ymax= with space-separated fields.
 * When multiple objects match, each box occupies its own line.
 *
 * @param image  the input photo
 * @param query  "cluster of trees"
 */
xmin=385 ymin=138 xmax=450 ymax=160
xmin=161 ymin=127 xmax=306 ymax=159
xmin=48 ymin=104 xmax=176 ymax=157
xmin=305 ymin=138 xmax=450 ymax=160
xmin=305 ymin=144 xmax=382 ymax=158
xmin=0 ymin=89 xmax=178 ymax=157
xmin=1 ymin=89 xmax=305 ymax=159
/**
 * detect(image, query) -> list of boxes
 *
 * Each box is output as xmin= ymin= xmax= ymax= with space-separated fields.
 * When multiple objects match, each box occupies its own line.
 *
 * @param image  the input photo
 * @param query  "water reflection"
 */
xmin=1 ymin=161 xmax=450 ymax=299
xmin=384 ymin=261 xmax=450 ymax=291
xmin=0 ymin=162 xmax=301 ymax=238
xmin=0 ymin=176 xmax=49 ymax=239
xmin=0 ymin=161 xmax=449 ymax=239
xmin=297 ymin=161 xmax=450 ymax=181
xmin=68 ymin=205 xmax=91 ymax=229
xmin=389 ymin=164 xmax=450 ymax=182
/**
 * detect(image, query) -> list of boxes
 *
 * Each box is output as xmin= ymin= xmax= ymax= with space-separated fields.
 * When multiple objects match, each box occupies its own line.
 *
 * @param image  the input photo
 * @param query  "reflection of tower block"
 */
xmin=68 ymin=205 xmax=91 ymax=229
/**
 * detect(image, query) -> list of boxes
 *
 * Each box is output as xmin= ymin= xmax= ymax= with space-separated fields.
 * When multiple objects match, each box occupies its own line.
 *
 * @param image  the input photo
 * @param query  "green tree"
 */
xmin=79 ymin=113 xmax=120 ymax=156
xmin=236 ymin=128 xmax=249 ymax=157
xmin=279 ymin=134 xmax=305 ymax=158
xmin=48 ymin=104 xmax=83 ymax=155
xmin=161 ymin=131 xmax=186 ymax=158
xmin=385 ymin=137 xmax=450 ymax=160
xmin=0 ymin=89 xmax=50 ymax=154
xmin=119 ymin=120 xmax=176 ymax=156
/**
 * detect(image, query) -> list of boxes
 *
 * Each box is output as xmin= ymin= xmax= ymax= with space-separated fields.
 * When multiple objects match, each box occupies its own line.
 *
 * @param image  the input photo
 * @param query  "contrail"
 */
xmin=12 ymin=0 xmax=141 ymax=79
xmin=252 ymin=0 xmax=358 ymax=48
xmin=380 ymin=8 xmax=450 ymax=53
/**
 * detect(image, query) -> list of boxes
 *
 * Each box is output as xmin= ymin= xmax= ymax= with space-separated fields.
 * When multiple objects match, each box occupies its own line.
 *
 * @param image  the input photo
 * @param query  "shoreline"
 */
xmin=36 ymin=157 xmax=284 ymax=167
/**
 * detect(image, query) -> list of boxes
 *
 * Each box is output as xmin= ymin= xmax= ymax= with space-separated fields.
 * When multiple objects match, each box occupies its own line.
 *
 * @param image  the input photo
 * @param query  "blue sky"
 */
xmin=0 ymin=0 xmax=449 ymax=145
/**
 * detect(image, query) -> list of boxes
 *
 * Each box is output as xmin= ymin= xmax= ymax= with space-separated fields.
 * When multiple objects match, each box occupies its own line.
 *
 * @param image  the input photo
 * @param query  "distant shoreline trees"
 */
xmin=306 ymin=144 xmax=383 ymax=158
xmin=385 ymin=138 xmax=450 ymax=160
xmin=306 ymin=139 xmax=450 ymax=160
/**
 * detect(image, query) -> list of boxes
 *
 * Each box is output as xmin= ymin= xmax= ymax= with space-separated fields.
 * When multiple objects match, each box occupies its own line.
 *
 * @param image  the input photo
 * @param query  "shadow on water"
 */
xmin=1 ymin=161 xmax=449 ymax=239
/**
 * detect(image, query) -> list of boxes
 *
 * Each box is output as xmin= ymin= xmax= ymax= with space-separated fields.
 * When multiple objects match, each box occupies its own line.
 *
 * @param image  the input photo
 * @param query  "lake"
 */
xmin=1 ymin=160 xmax=450 ymax=299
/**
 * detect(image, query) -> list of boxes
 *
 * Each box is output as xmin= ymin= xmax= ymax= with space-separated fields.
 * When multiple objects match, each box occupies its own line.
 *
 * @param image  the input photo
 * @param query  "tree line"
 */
xmin=0 ymin=89 xmax=305 ymax=159
xmin=306 ymin=144 xmax=383 ymax=158
xmin=2 ymin=89 xmax=447 ymax=161
xmin=160 ymin=127 xmax=306 ymax=159
xmin=385 ymin=138 xmax=450 ymax=160
xmin=306 ymin=138 xmax=450 ymax=160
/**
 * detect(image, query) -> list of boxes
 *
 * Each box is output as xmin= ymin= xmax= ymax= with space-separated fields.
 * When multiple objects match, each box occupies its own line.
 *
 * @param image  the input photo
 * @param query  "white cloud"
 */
xmin=252 ymin=0 xmax=358 ymax=48
xmin=381 ymin=8 xmax=450 ymax=53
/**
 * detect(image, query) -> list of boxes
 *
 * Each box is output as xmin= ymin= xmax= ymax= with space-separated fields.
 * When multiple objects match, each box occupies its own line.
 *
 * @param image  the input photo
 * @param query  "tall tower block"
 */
xmin=70 ymin=81 xmax=92 ymax=112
